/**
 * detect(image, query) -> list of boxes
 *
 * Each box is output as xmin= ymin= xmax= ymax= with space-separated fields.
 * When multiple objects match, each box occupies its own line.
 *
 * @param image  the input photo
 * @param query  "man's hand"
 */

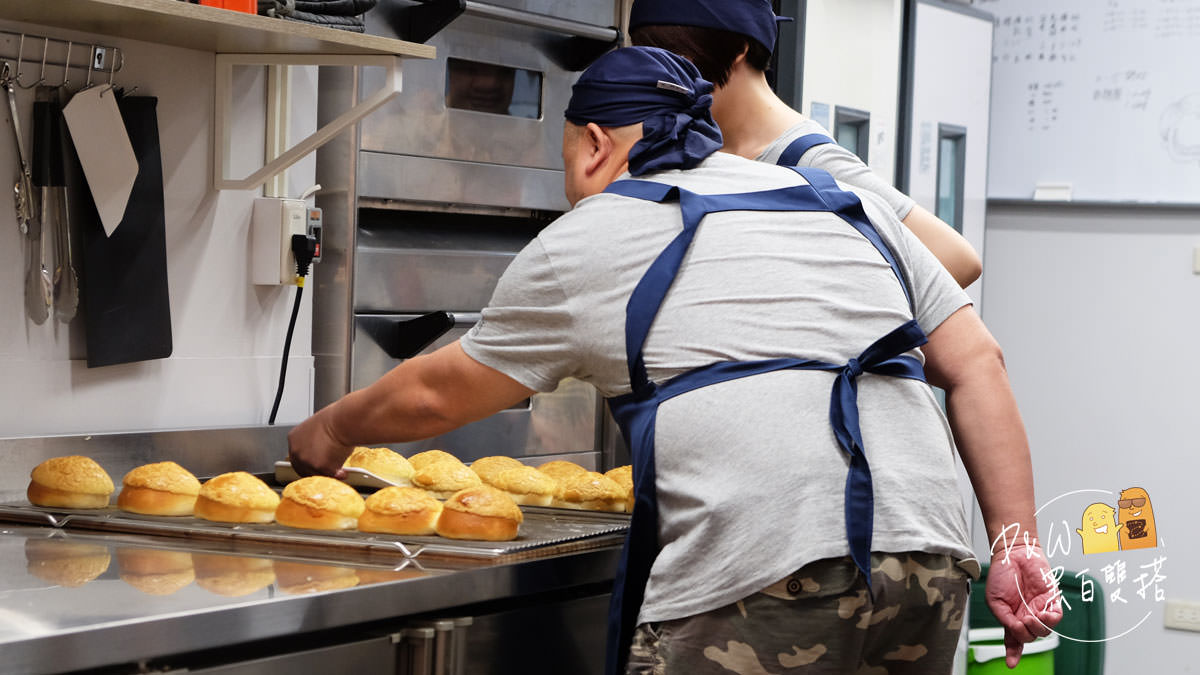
xmin=985 ymin=544 xmax=1064 ymax=668
xmin=287 ymin=404 xmax=352 ymax=478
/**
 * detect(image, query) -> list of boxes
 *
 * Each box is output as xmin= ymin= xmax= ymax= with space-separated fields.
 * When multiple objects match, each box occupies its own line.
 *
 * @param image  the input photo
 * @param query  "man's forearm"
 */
xmin=320 ymin=341 xmax=536 ymax=449
xmin=325 ymin=354 xmax=460 ymax=447
xmin=945 ymin=354 xmax=1038 ymax=551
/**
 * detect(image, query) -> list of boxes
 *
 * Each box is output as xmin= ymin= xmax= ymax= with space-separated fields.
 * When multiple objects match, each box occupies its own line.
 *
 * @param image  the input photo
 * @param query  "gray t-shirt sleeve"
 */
xmin=805 ymin=143 xmax=917 ymax=220
xmin=458 ymin=238 xmax=579 ymax=393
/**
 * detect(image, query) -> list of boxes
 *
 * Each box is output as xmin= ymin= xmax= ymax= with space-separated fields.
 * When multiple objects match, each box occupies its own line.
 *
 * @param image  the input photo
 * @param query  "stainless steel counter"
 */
xmin=0 ymin=524 xmax=621 ymax=674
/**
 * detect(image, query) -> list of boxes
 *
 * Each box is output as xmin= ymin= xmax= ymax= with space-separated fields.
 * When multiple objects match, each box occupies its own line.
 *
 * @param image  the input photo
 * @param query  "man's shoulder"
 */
xmin=651 ymin=153 xmax=809 ymax=193
xmin=757 ymin=119 xmax=834 ymax=163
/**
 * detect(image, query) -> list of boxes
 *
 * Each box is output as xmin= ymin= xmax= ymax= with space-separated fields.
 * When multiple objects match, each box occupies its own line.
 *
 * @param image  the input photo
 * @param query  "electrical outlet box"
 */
xmin=252 ymin=197 xmax=308 ymax=285
xmin=1164 ymin=599 xmax=1200 ymax=632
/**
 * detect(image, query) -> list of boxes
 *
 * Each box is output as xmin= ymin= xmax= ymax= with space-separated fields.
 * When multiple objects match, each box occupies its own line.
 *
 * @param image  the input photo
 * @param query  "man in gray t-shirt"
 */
xmin=289 ymin=46 xmax=1060 ymax=674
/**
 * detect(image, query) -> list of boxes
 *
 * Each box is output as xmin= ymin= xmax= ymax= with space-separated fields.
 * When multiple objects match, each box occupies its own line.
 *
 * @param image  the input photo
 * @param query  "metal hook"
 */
xmin=37 ymin=37 xmax=48 ymax=85
xmin=106 ymin=47 xmax=118 ymax=89
xmin=58 ymin=41 xmax=72 ymax=89
xmin=85 ymin=45 xmax=95 ymax=89
xmin=13 ymin=34 xmax=41 ymax=89
xmin=14 ymin=34 xmax=24 ymax=81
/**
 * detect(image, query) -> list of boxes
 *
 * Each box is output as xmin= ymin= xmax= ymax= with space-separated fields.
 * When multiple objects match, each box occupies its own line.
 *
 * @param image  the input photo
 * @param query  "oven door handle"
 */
xmin=357 ymin=311 xmax=480 ymax=360
xmin=392 ymin=0 xmax=621 ymax=66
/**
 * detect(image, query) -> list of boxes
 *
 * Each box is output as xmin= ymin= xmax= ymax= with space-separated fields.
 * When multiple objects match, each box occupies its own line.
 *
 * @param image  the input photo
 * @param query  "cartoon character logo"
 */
xmin=1076 ymin=502 xmax=1122 ymax=554
xmin=1118 ymin=487 xmax=1157 ymax=550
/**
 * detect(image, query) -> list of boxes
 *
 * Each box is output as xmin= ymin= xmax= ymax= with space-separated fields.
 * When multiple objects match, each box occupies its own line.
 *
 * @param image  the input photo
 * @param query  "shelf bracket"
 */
xmin=214 ymin=53 xmax=404 ymax=191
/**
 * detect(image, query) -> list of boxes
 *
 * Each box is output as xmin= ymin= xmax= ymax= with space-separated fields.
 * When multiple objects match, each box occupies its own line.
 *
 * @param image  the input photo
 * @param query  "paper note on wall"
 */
xmin=62 ymin=84 xmax=139 ymax=236
xmin=810 ymin=101 xmax=831 ymax=131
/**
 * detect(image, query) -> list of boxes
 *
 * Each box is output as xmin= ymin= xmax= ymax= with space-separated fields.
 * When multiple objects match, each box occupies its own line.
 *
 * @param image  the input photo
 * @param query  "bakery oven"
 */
xmin=313 ymin=0 xmax=623 ymax=466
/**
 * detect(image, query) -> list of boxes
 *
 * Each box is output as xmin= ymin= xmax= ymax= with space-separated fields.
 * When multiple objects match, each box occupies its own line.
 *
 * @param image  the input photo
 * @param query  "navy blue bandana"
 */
xmin=629 ymin=0 xmax=784 ymax=54
xmin=564 ymin=47 xmax=722 ymax=176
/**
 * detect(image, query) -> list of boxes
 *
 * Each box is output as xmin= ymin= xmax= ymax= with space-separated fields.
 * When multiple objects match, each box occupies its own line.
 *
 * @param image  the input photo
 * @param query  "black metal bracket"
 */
xmin=358 ymin=311 xmax=457 ymax=360
xmin=386 ymin=0 xmax=467 ymax=44
xmin=542 ymin=32 xmax=622 ymax=72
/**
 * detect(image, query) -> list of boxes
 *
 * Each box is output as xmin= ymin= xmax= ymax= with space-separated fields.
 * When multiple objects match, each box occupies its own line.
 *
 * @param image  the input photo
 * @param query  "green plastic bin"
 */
xmin=968 ymin=627 xmax=1058 ymax=675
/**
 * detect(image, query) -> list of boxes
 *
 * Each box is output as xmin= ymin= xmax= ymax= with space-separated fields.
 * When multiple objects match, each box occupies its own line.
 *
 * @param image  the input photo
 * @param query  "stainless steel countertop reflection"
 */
xmin=0 ymin=524 xmax=621 ymax=674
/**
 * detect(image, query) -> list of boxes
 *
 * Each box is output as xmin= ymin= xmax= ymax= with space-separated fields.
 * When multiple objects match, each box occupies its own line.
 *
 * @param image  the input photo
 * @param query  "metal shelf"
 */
xmin=0 ymin=0 xmax=435 ymax=57
xmin=0 ymin=0 xmax=436 ymax=190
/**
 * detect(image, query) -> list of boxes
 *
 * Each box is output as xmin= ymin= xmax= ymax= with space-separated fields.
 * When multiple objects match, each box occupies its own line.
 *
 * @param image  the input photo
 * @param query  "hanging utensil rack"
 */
xmin=0 ymin=29 xmax=124 ymax=90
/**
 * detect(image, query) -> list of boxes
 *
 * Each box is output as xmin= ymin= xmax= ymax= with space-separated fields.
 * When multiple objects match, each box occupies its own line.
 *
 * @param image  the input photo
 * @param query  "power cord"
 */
xmin=268 ymin=234 xmax=319 ymax=425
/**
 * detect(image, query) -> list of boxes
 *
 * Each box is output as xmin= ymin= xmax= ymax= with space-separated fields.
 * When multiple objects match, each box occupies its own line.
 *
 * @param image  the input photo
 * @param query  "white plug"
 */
xmin=252 ymin=197 xmax=309 ymax=285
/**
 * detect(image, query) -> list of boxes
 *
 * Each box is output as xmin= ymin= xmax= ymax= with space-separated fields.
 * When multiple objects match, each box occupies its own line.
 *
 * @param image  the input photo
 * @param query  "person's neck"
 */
xmin=712 ymin=69 xmax=806 ymax=160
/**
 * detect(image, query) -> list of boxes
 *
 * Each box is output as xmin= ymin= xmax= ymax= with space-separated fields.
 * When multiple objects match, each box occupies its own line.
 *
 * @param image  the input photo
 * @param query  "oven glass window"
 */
xmin=445 ymin=58 xmax=543 ymax=119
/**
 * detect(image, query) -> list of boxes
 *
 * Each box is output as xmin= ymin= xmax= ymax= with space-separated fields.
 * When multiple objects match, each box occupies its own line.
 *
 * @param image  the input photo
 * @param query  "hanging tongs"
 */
xmin=2 ymin=62 xmax=34 ymax=236
xmin=33 ymin=85 xmax=77 ymax=322
xmin=4 ymin=62 xmax=49 ymax=324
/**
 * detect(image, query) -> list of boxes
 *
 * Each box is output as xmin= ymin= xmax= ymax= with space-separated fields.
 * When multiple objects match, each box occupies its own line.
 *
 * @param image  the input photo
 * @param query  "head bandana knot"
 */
xmin=629 ymin=81 xmax=720 ymax=175
xmin=564 ymin=46 xmax=723 ymax=176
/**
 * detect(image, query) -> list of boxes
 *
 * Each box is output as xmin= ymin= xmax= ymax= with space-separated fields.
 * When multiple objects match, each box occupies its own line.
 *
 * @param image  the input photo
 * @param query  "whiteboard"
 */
xmin=980 ymin=0 xmax=1200 ymax=203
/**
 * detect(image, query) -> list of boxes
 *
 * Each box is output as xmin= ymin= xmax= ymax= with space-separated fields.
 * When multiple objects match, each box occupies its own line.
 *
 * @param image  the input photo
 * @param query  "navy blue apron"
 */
xmin=775 ymin=132 xmax=835 ymax=167
xmin=602 ymin=165 xmax=928 ymax=675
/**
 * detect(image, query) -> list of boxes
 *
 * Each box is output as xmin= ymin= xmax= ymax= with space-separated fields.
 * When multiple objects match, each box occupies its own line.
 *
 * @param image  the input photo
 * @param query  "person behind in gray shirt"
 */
xmin=289 ymin=46 xmax=1061 ymax=675
xmin=629 ymin=0 xmax=983 ymax=288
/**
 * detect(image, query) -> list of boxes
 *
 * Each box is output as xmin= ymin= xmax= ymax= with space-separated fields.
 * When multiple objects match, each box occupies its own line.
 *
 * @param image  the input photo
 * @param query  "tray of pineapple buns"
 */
xmin=0 ymin=449 xmax=631 ymax=560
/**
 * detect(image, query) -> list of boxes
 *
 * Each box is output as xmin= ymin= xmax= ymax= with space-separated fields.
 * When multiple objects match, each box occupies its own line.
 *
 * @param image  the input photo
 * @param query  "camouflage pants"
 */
xmin=626 ymin=552 xmax=969 ymax=675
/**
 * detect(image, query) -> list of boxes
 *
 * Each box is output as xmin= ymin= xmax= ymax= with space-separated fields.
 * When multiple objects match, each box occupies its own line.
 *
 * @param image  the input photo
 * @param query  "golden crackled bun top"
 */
xmin=122 ymin=461 xmax=202 ymax=495
xmin=30 ymin=456 xmax=115 ymax=495
xmin=443 ymin=486 xmax=523 ymax=522
xmin=604 ymin=465 xmax=633 ymax=494
xmin=408 ymin=449 xmax=463 ymax=471
xmin=344 ymin=447 xmax=413 ymax=482
xmin=199 ymin=472 xmax=281 ymax=511
xmin=412 ymin=460 xmax=482 ymax=492
xmin=558 ymin=472 xmax=625 ymax=502
xmin=281 ymin=476 xmax=365 ymax=517
xmin=469 ymin=456 xmax=524 ymax=483
xmin=364 ymin=486 xmax=443 ymax=515
xmin=492 ymin=466 xmax=557 ymax=496
xmin=536 ymin=460 xmax=588 ymax=482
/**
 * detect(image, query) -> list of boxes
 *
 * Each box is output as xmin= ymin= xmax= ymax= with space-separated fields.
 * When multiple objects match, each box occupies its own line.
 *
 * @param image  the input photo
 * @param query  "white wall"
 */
xmin=801 ymin=0 xmax=904 ymax=184
xmin=983 ymin=202 xmax=1200 ymax=674
xmin=0 ymin=20 xmax=317 ymax=437
xmin=905 ymin=2 xmax=992 ymax=307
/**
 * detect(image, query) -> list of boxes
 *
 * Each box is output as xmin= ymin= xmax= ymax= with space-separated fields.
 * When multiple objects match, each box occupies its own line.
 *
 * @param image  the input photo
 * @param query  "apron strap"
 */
xmin=603 ymin=320 xmax=927 ymax=675
xmin=602 ymin=167 xmax=930 ymax=675
xmin=788 ymin=166 xmax=916 ymax=315
xmin=776 ymin=132 xmax=834 ymax=167
xmin=606 ymin=172 xmax=917 ymax=396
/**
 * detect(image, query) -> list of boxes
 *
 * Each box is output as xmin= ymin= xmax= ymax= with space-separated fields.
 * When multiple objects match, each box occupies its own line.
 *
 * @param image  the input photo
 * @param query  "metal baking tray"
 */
xmin=0 ymin=502 xmax=627 ymax=561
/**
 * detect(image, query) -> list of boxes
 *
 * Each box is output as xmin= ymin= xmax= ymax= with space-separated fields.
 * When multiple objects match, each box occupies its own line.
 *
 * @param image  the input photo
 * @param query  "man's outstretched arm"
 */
xmin=288 ymin=340 xmax=536 ymax=477
xmin=923 ymin=305 xmax=1063 ymax=668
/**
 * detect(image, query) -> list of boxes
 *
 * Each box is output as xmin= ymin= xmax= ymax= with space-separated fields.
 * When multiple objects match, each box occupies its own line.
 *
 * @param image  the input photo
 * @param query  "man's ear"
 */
xmin=583 ymin=122 xmax=613 ymax=177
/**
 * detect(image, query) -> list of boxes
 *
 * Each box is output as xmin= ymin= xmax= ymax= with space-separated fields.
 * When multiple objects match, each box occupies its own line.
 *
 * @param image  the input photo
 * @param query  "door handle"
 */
xmin=358 ymin=311 xmax=462 ymax=360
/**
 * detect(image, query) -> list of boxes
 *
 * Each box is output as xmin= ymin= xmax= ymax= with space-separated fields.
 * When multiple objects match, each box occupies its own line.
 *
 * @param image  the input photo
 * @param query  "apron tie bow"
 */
xmin=844 ymin=357 xmax=863 ymax=379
